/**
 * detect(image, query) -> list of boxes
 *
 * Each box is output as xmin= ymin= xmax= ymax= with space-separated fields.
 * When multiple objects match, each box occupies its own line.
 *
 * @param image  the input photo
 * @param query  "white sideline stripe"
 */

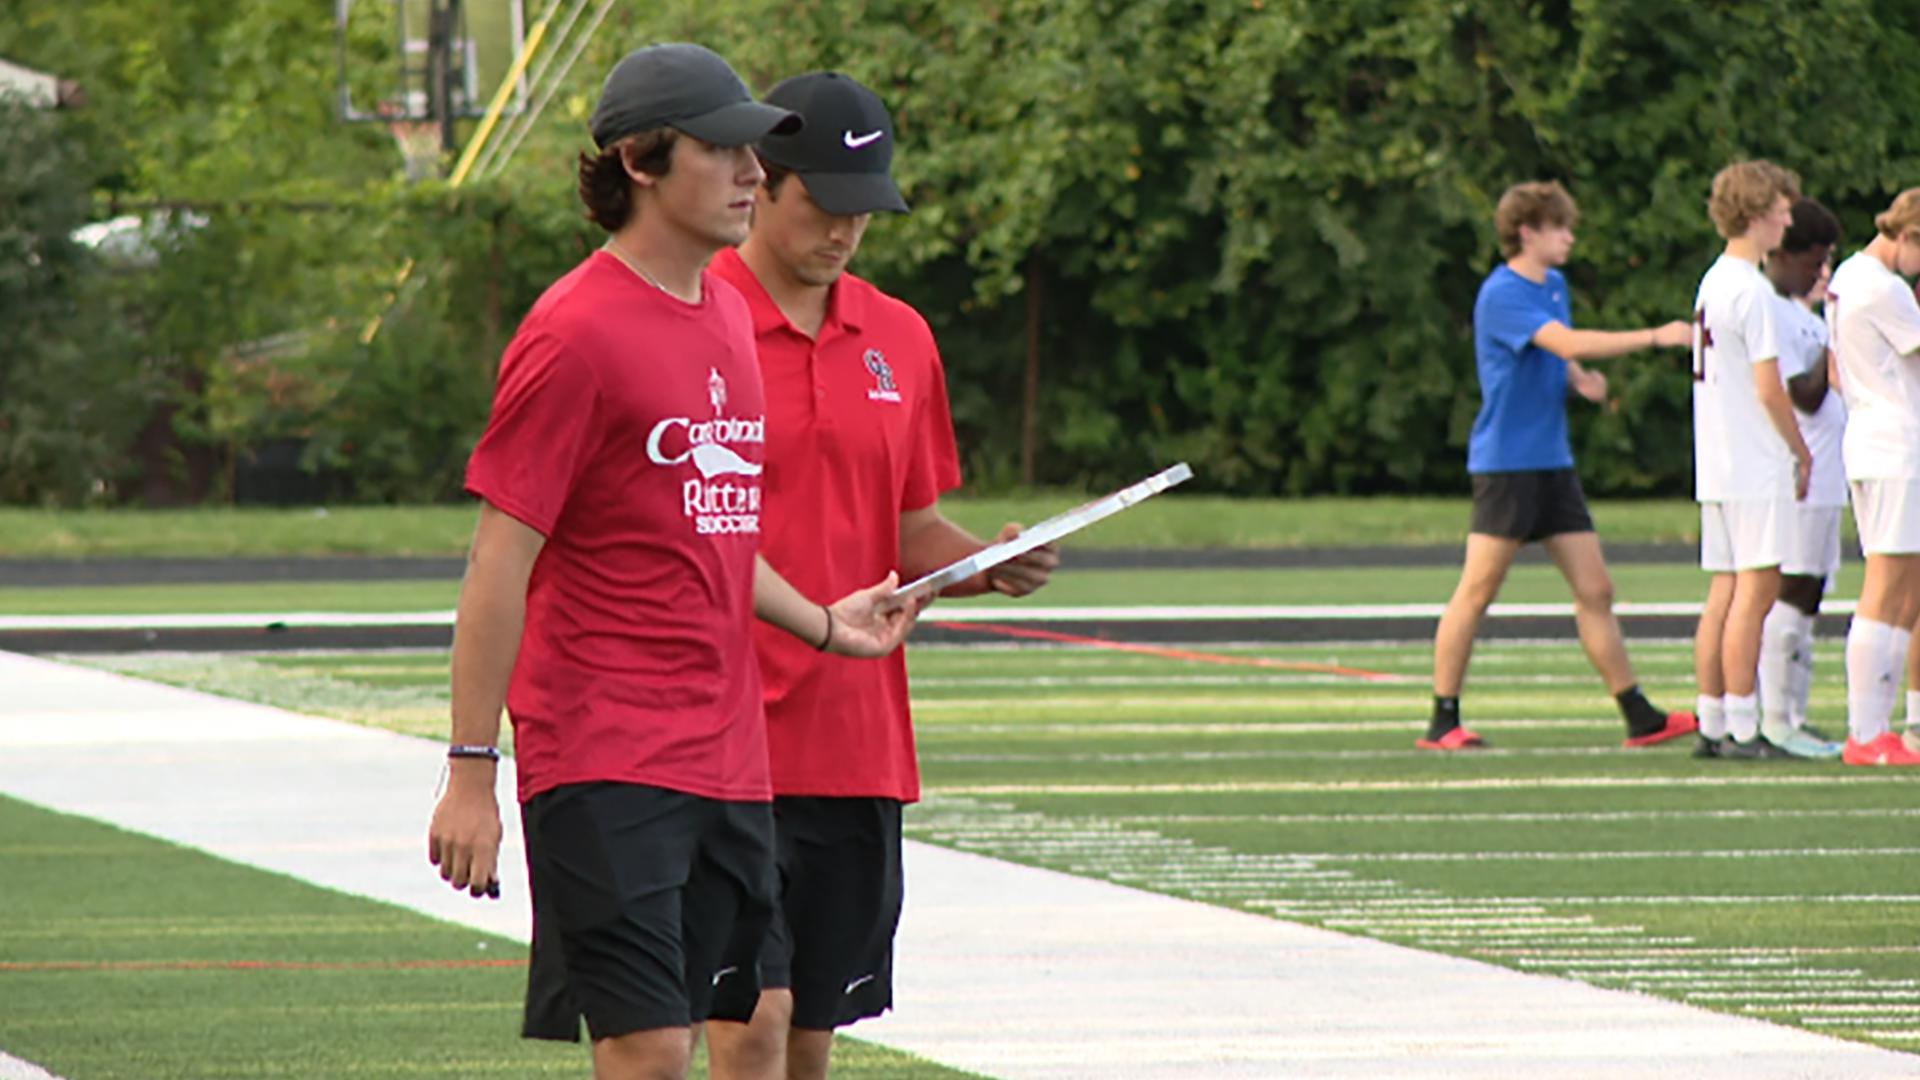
xmin=1296 ymin=847 xmax=1920 ymax=863
xmin=3 ymin=653 xmax=1918 ymax=1080
xmin=0 ymin=1052 xmax=65 ymax=1080
xmin=1138 ymin=809 xmax=1910 ymax=824
xmin=939 ymin=775 xmax=1915 ymax=795
xmin=0 ymin=597 xmax=1858 ymax=632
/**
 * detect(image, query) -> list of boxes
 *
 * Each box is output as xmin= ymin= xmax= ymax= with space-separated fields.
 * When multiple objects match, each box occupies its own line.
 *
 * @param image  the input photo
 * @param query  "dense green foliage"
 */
xmin=6 ymin=1 xmax=1920 ymax=503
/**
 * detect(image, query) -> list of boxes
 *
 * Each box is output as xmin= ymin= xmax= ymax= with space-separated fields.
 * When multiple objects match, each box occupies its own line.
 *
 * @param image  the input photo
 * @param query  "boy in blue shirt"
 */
xmin=1424 ymin=180 xmax=1698 ymax=750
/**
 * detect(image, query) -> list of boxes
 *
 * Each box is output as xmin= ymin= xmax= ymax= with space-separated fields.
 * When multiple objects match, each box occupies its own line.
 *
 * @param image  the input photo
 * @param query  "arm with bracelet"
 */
xmin=426 ymin=501 xmax=542 ymax=900
xmin=753 ymin=555 xmax=917 ymax=657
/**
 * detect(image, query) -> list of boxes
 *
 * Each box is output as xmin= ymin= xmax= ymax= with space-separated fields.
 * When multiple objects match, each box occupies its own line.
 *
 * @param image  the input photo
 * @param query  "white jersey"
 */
xmin=1693 ymin=254 xmax=1792 ymax=502
xmin=1827 ymin=251 xmax=1920 ymax=480
xmin=1771 ymin=292 xmax=1847 ymax=507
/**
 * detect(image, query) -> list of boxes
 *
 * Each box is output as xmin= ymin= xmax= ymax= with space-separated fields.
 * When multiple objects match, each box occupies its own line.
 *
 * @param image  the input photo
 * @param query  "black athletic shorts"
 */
xmin=519 ymin=782 xmax=775 ymax=1042
xmin=710 ymin=796 xmax=904 ymax=1031
xmin=1469 ymin=468 xmax=1595 ymax=542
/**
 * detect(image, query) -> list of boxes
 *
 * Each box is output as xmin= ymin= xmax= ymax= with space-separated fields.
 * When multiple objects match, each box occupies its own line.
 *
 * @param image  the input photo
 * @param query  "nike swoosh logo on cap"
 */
xmin=843 ymin=130 xmax=884 ymax=148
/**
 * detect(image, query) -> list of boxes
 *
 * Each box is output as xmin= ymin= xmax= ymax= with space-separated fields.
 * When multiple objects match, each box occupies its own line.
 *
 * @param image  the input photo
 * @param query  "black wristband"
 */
xmin=815 ymin=605 xmax=834 ymax=652
xmin=447 ymin=744 xmax=500 ymax=761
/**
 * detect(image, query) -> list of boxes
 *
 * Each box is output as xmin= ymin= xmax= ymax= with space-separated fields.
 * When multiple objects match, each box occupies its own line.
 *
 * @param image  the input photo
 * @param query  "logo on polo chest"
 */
xmin=645 ymin=367 xmax=763 ymax=535
xmin=863 ymin=348 xmax=902 ymax=404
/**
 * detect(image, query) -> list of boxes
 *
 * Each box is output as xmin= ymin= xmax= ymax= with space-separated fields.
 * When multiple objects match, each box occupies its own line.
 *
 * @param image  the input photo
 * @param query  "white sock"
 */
xmin=1759 ymin=602 xmax=1800 ymax=732
xmin=1725 ymin=693 xmax=1761 ymax=743
xmin=1907 ymin=690 xmax=1920 ymax=736
xmin=1846 ymin=618 xmax=1899 ymax=742
xmin=1698 ymin=694 xmax=1728 ymax=740
xmin=1789 ymin=610 xmax=1817 ymax=728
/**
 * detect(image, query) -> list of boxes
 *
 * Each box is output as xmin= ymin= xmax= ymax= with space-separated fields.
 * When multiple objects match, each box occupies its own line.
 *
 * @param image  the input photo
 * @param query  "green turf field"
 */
xmin=0 ymin=496 xmax=1727 ymax=557
xmin=0 ymin=796 xmax=981 ymax=1080
xmin=0 ymin=561 xmax=1851 ymax=616
xmin=67 ymin=639 xmax=1920 ymax=1058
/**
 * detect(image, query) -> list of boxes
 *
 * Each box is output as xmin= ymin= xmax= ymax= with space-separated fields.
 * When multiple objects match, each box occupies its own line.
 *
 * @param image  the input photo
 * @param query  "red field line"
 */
xmin=0 ymin=958 xmax=525 ymax=973
xmin=928 ymin=621 xmax=1403 ymax=682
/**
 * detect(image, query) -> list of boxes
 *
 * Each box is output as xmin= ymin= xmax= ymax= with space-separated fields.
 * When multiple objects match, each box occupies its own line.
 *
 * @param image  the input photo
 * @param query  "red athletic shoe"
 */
xmin=1416 ymin=727 xmax=1489 ymax=751
xmin=1841 ymin=731 xmax=1920 ymax=766
xmin=1623 ymin=711 xmax=1700 ymax=749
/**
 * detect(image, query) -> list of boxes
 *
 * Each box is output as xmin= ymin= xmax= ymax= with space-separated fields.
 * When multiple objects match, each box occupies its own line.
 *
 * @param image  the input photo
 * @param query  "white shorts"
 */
xmin=1783 ymin=504 xmax=1844 ymax=578
xmin=1700 ymin=499 xmax=1791 ymax=572
xmin=1852 ymin=478 xmax=1920 ymax=556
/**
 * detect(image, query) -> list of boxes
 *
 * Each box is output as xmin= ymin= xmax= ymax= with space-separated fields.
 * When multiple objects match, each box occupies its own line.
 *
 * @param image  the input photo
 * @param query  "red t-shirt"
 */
xmin=466 ymin=251 xmax=770 ymax=804
xmin=710 ymin=248 xmax=962 ymax=802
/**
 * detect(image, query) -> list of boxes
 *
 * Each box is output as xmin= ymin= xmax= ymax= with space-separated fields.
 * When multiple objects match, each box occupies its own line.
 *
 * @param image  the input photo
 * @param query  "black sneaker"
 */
xmin=1716 ymin=736 xmax=1797 ymax=760
xmin=1691 ymin=735 xmax=1723 ymax=759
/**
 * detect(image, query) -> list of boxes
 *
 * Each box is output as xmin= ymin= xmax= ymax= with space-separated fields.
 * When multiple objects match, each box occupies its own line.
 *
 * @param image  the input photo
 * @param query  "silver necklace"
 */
xmin=603 ymin=240 xmax=678 ymax=297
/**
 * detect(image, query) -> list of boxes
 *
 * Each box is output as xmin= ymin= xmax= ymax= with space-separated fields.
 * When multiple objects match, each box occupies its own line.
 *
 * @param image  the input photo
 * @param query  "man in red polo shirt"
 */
xmin=704 ymin=72 xmax=1056 ymax=1080
xmin=423 ymin=46 xmax=917 ymax=1080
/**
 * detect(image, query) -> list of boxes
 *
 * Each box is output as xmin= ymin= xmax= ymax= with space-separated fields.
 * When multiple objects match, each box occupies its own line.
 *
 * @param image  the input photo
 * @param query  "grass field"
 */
xmin=60 ymin=636 xmax=1920 ymax=1065
xmin=0 ymin=497 xmax=1731 ymax=557
xmin=0 ymin=796 xmax=981 ymax=1080
xmin=0 ymin=561 xmax=1856 ymax=616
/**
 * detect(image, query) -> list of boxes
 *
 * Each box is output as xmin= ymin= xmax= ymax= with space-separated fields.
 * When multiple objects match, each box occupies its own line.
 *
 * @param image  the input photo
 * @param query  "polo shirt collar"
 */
xmin=713 ymin=246 xmax=867 ymax=339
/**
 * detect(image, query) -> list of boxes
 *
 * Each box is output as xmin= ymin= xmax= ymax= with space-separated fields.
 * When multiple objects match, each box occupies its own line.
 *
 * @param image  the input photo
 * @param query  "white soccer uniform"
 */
xmin=1772 ymin=292 xmax=1846 ymax=576
xmin=1694 ymin=254 xmax=1793 ymax=571
xmin=1828 ymin=251 xmax=1920 ymax=554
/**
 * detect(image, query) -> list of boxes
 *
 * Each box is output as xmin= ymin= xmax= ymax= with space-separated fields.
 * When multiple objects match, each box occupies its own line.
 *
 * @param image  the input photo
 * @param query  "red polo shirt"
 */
xmin=466 ymin=251 xmax=770 ymax=804
xmin=710 ymin=247 xmax=961 ymax=802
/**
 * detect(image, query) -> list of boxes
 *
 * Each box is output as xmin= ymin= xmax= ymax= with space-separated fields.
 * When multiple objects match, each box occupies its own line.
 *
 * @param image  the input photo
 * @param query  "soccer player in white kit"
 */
xmin=1756 ymin=198 xmax=1846 ymax=758
xmin=1826 ymin=188 xmax=1920 ymax=766
xmin=1690 ymin=161 xmax=1813 ymax=760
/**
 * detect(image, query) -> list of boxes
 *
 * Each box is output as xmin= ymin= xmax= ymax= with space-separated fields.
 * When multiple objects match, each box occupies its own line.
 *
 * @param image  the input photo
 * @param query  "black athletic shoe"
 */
xmin=1691 ymin=735 xmax=1723 ymax=759
xmin=1716 ymin=736 xmax=1797 ymax=760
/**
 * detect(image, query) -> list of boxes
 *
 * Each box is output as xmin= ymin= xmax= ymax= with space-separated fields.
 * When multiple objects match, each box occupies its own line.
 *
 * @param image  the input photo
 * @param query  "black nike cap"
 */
xmin=756 ymin=72 xmax=908 ymax=216
xmin=590 ymin=43 xmax=801 ymax=150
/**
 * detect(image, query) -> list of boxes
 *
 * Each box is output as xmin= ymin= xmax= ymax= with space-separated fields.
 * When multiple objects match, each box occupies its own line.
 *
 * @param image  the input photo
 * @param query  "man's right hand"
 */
xmin=427 ymin=762 xmax=503 ymax=898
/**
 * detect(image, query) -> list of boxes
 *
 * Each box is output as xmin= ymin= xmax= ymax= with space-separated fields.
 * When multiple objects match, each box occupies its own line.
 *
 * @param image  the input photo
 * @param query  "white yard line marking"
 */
xmin=1294 ymin=847 xmax=1920 ymax=863
xmin=0 ymin=597 xmax=1859 ymax=632
xmin=0 ymin=1053 xmax=65 ymax=1080
xmin=938 ymin=775 xmax=1915 ymax=795
xmin=1131 ymin=809 xmax=1908 ymax=824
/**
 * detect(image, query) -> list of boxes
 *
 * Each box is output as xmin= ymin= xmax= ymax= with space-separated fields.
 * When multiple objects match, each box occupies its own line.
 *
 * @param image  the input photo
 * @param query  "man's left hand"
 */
xmin=984 ymin=521 xmax=1058 ymax=597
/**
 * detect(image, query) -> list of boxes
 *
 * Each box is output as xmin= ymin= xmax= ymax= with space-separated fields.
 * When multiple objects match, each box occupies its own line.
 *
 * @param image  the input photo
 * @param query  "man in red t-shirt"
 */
xmin=703 ymin=73 xmax=1056 ymax=1080
xmin=423 ymin=45 xmax=916 ymax=1080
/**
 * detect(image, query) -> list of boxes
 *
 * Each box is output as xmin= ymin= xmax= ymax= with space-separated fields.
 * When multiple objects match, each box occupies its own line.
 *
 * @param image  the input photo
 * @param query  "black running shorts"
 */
xmin=1469 ymin=468 xmax=1595 ymax=542
xmin=519 ymin=782 xmax=775 ymax=1042
xmin=710 ymin=796 xmax=904 ymax=1031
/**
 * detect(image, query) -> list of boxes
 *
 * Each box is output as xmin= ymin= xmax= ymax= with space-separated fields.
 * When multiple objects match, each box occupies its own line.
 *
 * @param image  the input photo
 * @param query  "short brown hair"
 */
xmin=1874 ymin=188 xmax=1920 ymax=242
xmin=1707 ymin=160 xmax=1801 ymax=240
xmin=1494 ymin=181 xmax=1578 ymax=257
xmin=756 ymin=155 xmax=798 ymax=200
xmin=576 ymin=128 xmax=678 ymax=232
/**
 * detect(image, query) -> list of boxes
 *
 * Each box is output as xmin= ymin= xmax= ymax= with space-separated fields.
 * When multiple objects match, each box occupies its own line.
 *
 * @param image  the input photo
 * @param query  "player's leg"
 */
xmin=593 ymin=1029 xmax=695 ymax=1080
xmin=1543 ymin=528 xmax=1696 ymax=746
xmin=1719 ymin=563 xmax=1782 ymax=747
xmin=1693 ymin=501 xmax=1736 ymax=754
xmin=1762 ymin=571 xmax=1837 ymax=756
xmin=1843 ymin=479 xmax=1920 ymax=764
xmin=707 ymin=801 xmax=799 ymax=1080
xmin=1427 ymin=473 xmax=1535 ymax=748
xmin=522 ymin=785 xmax=773 ymax=1080
xmin=1427 ymin=533 xmax=1518 ymax=747
xmin=765 ymin=798 xmax=904 ymax=1080
xmin=704 ymin=990 xmax=792 ymax=1080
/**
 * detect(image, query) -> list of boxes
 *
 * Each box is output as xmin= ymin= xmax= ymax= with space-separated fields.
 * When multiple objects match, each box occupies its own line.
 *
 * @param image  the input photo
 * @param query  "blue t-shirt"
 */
xmin=1467 ymin=265 xmax=1575 ymax=473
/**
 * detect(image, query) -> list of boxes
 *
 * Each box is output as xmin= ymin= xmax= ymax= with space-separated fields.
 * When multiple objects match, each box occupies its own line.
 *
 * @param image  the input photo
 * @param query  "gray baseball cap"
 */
xmin=590 ymin=44 xmax=800 ymax=149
